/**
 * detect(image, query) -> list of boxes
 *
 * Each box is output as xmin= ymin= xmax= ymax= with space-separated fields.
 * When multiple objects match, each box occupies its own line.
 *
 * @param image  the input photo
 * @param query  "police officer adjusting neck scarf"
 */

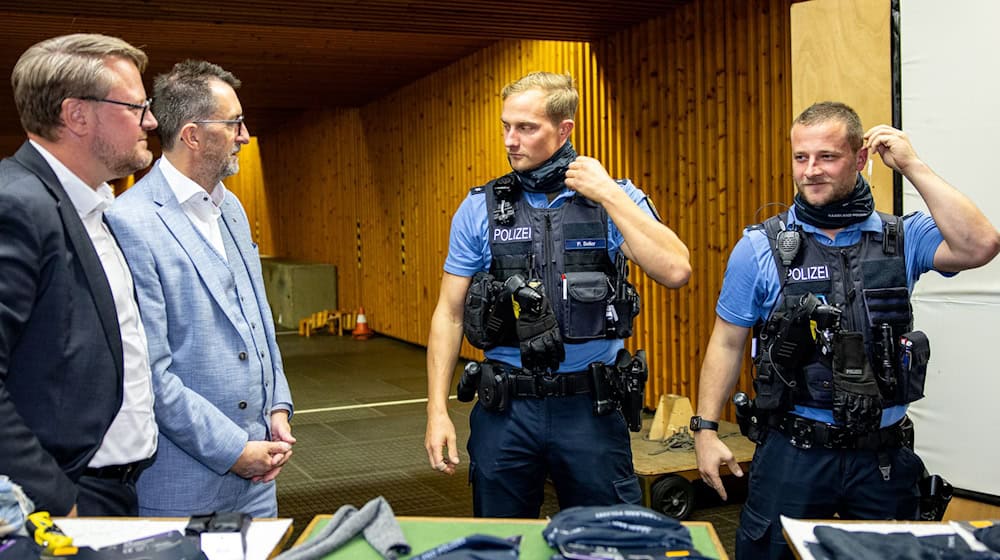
xmin=513 ymin=141 xmax=577 ymax=193
xmin=793 ymin=173 xmax=875 ymax=229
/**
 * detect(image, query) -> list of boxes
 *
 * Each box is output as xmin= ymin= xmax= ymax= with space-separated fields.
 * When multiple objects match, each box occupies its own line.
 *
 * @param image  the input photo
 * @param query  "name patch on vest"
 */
xmin=493 ymin=226 xmax=532 ymax=242
xmin=565 ymin=238 xmax=607 ymax=250
xmin=787 ymin=265 xmax=830 ymax=282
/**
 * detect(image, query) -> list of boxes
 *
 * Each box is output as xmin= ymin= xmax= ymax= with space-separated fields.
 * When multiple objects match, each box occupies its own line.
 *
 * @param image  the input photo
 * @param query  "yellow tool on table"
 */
xmin=25 ymin=511 xmax=77 ymax=556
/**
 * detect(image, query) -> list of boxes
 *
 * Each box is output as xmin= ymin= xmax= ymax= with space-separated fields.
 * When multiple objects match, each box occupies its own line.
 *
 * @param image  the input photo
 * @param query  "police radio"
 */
xmin=775 ymin=222 xmax=802 ymax=267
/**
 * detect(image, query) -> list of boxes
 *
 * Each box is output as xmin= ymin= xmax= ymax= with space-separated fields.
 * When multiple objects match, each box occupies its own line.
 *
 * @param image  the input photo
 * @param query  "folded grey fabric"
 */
xmin=274 ymin=496 xmax=409 ymax=560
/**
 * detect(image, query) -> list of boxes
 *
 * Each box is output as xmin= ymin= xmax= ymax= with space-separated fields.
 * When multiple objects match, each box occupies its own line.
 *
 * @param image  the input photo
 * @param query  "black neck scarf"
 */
xmin=793 ymin=173 xmax=875 ymax=229
xmin=512 ymin=141 xmax=577 ymax=193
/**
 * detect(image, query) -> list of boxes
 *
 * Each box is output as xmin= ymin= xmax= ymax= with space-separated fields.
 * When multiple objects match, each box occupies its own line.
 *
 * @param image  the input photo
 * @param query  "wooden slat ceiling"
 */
xmin=0 ymin=1 xmax=693 ymax=137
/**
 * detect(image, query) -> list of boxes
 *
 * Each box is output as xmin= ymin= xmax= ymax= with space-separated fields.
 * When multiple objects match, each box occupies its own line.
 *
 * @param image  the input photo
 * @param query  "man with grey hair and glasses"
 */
xmin=0 ymin=33 xmax=158 ymax=516
xmin=107 ymin=60 xmax=294 ymax=518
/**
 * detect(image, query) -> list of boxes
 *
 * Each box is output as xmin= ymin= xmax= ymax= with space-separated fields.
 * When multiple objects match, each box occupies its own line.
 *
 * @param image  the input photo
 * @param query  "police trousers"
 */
xmin=467 ymin=394 xmax=641 ymax=518
xmin=736 ymin=427 xmax=925 ymax=560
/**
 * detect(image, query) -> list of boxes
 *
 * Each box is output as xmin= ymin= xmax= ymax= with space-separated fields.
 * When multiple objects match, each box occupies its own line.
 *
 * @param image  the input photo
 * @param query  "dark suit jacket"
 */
xmin=0 ymin=142 xmax=124 ymax=514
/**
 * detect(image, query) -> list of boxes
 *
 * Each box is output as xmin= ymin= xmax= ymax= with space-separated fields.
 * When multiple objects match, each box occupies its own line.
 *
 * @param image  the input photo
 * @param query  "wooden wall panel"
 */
xmin=224 ymin=137 xmax=277 ymax=256
xmin=258 ymin=109 xmax=370 ymax=311
xmin=593 ymin=0 xmax=792 ymax=411
xmin=791 ymin=0 xmax=893 ymax=212
xmin=256 ymin=0 xmax=794 ymax=419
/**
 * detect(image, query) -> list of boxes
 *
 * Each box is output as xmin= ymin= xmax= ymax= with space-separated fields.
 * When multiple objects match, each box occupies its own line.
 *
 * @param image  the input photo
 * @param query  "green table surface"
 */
xmin=295 ymin=516 xmax=726 ymax=559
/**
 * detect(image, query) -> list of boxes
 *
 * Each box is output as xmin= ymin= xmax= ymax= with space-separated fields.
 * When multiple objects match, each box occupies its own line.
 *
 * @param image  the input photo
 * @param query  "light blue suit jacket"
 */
xmin=106 ymin=162 xmax=292 ymax=514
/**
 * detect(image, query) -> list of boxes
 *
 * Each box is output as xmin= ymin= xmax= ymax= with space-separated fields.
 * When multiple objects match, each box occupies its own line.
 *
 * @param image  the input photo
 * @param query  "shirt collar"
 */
xmin=29 ymin=139 xmax=114 ymax=218
xmin=523 ymin=187 xmax=575 ymax=209
xmin=159 ymin=155 xmax=227 ymax=208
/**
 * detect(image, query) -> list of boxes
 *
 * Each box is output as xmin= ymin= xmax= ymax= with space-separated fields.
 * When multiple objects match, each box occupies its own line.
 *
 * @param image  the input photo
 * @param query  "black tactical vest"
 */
xmin=757 ymin=211 xmax=920 ymax=408
xmin=477 ymin=176 xmax=626 ymax=345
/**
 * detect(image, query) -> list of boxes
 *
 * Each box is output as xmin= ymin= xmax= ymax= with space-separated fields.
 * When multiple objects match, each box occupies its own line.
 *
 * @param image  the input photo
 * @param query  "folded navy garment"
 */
xmin=975 ymin=525 xmax=1000 ymax=553
xmin=807 ymin=525 xmax=1000 ymax=560
xmin=543 ymin=505 xmax=712 ymax=560
xmin=409 ymin=534 xmax=520 ymax=560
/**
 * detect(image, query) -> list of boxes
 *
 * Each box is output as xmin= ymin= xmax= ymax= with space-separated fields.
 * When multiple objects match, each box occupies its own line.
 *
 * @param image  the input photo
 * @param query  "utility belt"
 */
xmin=773 ymin=414 xmax=913 ymax=451
xmin=507 ymin=366 xmax=592 ymax=398
xmin=456 ymin=349 xmax=648 ymax=432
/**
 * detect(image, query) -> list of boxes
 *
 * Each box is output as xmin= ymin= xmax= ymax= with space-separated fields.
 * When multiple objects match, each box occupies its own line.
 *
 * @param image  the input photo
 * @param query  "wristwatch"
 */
xmin=689 ymin=416 xmax=719 ymax=432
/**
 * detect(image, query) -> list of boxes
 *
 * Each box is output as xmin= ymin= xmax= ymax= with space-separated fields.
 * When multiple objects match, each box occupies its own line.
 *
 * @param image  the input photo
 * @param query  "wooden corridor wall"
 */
xmin=252 ymin=0 xmax=794 ymax=413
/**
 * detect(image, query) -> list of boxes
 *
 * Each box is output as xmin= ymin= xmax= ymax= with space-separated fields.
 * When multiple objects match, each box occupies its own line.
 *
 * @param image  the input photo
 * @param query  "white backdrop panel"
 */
xmin=902 ymin=0 xmax=1000 ymax=497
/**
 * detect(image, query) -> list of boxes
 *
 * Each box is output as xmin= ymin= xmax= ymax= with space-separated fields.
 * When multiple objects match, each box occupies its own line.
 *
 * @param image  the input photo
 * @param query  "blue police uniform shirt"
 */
xmin=716 ymin=206 xmax=949 ymax=426
xmin=444 ymin=179 xmax=656 ymax=372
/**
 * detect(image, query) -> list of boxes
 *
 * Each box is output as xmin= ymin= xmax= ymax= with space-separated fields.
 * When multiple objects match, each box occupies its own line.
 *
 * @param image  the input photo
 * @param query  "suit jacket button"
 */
xmin=239 ymin=351 xmax=247 ymax=360
xmin=238 ymin=401 xmax=248 ymax=409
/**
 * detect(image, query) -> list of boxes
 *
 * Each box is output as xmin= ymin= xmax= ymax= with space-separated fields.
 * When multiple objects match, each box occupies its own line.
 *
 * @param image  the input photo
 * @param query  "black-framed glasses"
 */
xmin=80 ymin=96 xmax=152 ymax=124
xmin=192 ymin=115 xmax=245 ymax=134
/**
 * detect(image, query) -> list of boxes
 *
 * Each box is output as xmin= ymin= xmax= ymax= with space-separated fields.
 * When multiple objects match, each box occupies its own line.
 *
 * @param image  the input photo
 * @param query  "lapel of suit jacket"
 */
xmin=219 ymin=196 xmax=254 ymax=272
xmin=148 ymin=167 xmax=238 ymax=324
xmin=12 ymin=143 xmax=125 ymax=381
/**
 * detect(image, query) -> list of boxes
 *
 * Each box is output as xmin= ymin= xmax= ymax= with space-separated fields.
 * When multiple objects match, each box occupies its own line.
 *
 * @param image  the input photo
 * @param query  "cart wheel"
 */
xmin=650 ymin=475 xmax=695 ymax=520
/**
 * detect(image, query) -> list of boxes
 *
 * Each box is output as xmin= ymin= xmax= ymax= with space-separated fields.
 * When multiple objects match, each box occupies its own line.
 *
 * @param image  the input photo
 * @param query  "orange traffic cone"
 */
xmin=352 ymin=307 xmax=374 ymax=340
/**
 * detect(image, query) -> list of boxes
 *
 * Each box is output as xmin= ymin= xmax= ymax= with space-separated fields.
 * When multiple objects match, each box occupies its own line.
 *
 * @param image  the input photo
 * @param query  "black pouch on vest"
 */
xmin=862 ymin=286 xmax=912 ymax=326
xmin=562 ymin=271 xmax=611 ymax=342
xmin=831 ymin=331 xmax=882 ymax=432
xmin=477 ymin=363 xmax=510 ymax=412
xmin=463 ymin=271 xmax=503 ymax=349
xmin=752 ymin=353 xmax=788 ymax=411
xmin=899 ymin=330 xmax=930 ymax=403
xmin=609 ymin=282 xmax=640 ymax=338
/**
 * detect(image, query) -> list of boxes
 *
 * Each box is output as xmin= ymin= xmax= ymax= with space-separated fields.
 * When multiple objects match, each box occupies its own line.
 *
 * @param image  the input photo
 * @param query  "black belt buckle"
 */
xmin=823 ymin=424 xmax=851 ymax=449
xmin=788 ymin=418 xmax=813 ymax=450
xmin=119 ymin=463 xmax=138 ymax=483
xmin=536 ymin=374 xmax=560 ymax=397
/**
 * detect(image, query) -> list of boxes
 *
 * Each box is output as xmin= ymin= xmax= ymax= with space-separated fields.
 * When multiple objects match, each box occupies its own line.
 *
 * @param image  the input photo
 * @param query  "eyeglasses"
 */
xmin=80 ymin=96 xmax=152 ymax=124
xmin=191 ymin=115 xmax=245 ymax=134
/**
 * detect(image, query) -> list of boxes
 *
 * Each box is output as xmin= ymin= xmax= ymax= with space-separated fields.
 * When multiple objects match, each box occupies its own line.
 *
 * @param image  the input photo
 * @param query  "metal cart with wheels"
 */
xmin=630 ymin=419 xmax=756 ymax=520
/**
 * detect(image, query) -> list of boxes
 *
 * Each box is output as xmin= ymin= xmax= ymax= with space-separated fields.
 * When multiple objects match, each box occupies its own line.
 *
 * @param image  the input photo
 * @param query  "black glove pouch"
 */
xmin=516 ymin=302 xmax=565 ymax=373
xmin=463 ymin=271 xmax=503 ymax=349
xmin=832 ymin=331 xmax=882 ymax=433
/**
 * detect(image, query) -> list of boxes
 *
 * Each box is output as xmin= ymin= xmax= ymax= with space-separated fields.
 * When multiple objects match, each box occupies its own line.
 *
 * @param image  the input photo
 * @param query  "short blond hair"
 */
xmin=793 ymin=101 xmax=864 ymax=152
xmin=501 ymin=72 xmax=578 ymax=124
xmin=12 ymin=33 xmax=148 ymax=141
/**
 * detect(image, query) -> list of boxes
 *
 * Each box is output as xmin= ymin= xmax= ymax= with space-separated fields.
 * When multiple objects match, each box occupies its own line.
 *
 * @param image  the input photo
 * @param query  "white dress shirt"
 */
xmin=30 ymin=140 xmax=157 ymax=467
xmin=158 ymin=156 xmax=228 ymax=261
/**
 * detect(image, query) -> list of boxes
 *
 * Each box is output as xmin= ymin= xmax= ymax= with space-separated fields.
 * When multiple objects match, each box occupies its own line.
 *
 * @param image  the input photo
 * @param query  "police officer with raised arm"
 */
xmin=424 ymin=72 xmax=691 ymax=518
xmin=693 ymin=101 xmax=1000 ymax=559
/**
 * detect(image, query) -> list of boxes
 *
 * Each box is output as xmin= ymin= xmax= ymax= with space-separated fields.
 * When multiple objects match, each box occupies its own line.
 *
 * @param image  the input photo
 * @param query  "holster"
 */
xmin=918 ymin=473 xmax=953 ymax=522
xmin=585 ymin=349 xmax=647 ymax=432
xmin=476 ymin=362 xmax=511 ymax=412
xmin=456 ymin=362 xmax=481 ymax=402
xmin=619 ymin=349 xmax=648 ymax=432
